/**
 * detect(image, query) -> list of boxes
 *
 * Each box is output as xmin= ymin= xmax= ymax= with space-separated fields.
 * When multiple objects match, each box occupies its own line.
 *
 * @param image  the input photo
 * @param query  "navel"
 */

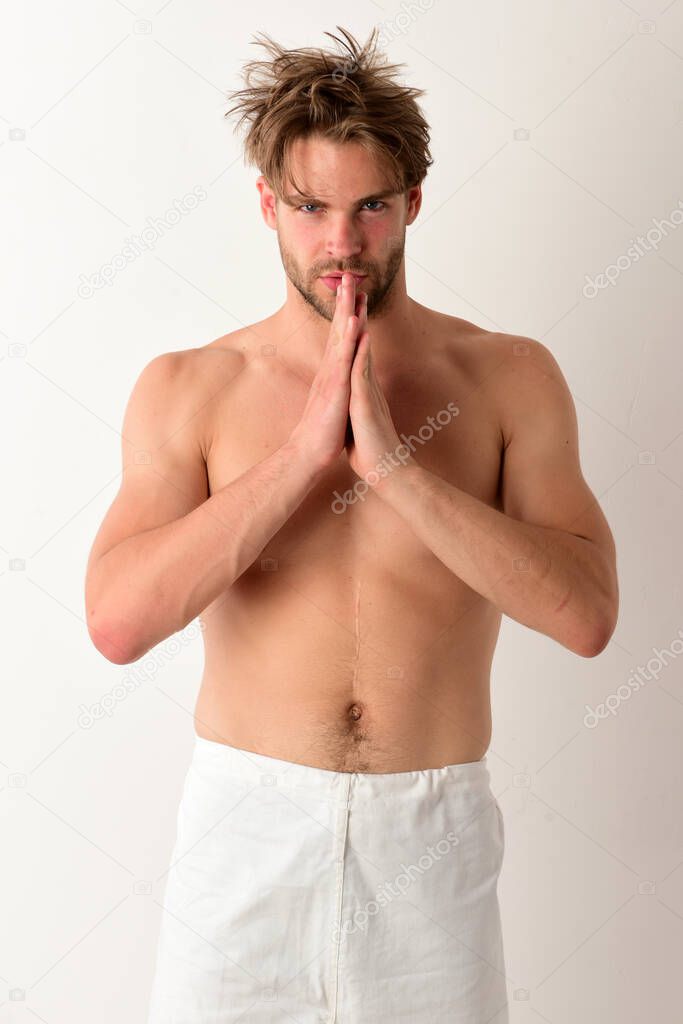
xmin=347 ymin=702 xmax=363 ymax=721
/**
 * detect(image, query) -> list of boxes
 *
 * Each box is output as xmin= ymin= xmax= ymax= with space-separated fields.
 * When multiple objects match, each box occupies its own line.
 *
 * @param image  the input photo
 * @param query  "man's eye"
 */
xmin=297 ymin=201 xmax=386 ymax=213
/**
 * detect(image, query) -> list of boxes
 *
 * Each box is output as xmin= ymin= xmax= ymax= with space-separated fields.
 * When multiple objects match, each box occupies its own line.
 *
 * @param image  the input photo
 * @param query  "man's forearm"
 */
xmin=88 ymin=439 xmax=322 ymax=664
xmin=373 ymin=461 xmax=614 ymax=656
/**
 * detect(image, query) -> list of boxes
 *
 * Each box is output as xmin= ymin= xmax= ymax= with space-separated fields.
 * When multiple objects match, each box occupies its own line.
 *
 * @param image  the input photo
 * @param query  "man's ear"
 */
xmin=405 ymin=184 xmax=422 ymax=226
xmin=256 ymin=175 xmax=278 ymax=230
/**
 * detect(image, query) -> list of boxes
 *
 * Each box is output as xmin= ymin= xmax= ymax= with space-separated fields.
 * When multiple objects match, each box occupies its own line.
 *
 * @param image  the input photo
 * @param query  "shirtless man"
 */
xmin=85 ymin=27 xmax=618 ymax=1024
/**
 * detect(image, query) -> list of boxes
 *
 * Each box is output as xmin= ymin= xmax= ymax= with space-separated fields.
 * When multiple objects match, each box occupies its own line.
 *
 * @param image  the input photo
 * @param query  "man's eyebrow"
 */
xmin=282 ymin=189 xmax=397 ymax=207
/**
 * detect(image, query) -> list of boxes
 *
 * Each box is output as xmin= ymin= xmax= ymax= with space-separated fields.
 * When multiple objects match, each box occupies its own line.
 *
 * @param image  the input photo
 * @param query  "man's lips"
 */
xmin=319 ymin=273 xmax=367 ymax=291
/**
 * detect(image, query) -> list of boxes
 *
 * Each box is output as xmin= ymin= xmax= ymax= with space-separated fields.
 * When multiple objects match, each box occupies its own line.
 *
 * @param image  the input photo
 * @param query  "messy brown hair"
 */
xmin=224 ymin=26 xmax=433 ymax=201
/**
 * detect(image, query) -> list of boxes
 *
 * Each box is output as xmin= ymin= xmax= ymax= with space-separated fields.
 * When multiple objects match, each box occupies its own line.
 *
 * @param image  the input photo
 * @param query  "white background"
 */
xmin=2 ymin=1 xmax=683 ymax=1021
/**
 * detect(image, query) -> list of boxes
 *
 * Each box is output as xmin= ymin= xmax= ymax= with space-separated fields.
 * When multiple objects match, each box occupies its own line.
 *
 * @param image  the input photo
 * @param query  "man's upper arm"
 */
xmin=86 ymin=351 xmax=209 ymax=595
xmin=499 ymin=337 xmax=618 ymax=630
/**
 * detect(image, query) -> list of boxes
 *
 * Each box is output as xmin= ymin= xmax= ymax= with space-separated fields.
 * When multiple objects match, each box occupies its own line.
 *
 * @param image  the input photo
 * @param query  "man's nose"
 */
xmin=325 ymin=216 xmax=363 ymax=260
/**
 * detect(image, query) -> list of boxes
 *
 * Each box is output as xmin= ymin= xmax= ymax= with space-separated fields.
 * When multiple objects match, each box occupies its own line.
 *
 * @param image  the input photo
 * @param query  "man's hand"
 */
xmin=289 ymin=272 xmax=365 ymax=471
xmin=346 ymin=320 xmax=417 ymax=486
xmin=344 ymin=281 xmax=368 ymax=446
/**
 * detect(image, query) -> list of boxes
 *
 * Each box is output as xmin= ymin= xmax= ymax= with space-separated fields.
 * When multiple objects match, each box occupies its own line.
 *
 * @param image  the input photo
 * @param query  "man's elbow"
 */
xmin=573 ymin=561 xmax=619 ymax=657
xmin=577 ymin=628 xmax=610 ymax=659
xmin=86 ymin=609 xmax=138 ymax=665
xmin=576 ymin=603 xmax=618 ymax=658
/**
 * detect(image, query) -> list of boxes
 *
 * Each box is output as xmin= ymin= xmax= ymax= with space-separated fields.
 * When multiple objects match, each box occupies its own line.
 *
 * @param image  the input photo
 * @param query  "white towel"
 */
xmin=147 ymin=734 xmax=508 ymax=1023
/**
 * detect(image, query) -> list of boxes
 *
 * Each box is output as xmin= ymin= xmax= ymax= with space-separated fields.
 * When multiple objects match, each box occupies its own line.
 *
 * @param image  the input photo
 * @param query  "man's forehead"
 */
xmin=281 ymin=186 xmax=398 ymax=206
xmin=282 ymin=136 xmax=398 ymax=203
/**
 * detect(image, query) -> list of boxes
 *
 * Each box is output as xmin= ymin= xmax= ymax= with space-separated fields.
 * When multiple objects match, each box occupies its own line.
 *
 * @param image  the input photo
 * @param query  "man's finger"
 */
xmin=332 ymin=273 xmax=357 ymax=342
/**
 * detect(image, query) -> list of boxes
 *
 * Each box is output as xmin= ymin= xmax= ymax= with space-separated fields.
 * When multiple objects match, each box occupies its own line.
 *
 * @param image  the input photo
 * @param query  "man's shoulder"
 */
xmin=148 ymin=324 xmax=262 ymax=393
xmin=422 ymin=310 xmax=568 ymax=435
xmin=453 ymin=326 xmax=569 ymax=447
xmin=176 ymin=327 xmax=252 ymax=372
xmin=422 ymin=307 xmax=514 ymax=377
xmin=479 ymin=330 xmax=565 ymax=389
xmin=131 ymin=328 xmax=260 ymax=459
xmin=430 ymin=310 xmax=561 ymax=386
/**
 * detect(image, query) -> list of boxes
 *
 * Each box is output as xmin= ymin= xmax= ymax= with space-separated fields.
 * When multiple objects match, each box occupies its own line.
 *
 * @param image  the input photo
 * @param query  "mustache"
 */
xmin=317 ymin=267 xmax=372 ymax=276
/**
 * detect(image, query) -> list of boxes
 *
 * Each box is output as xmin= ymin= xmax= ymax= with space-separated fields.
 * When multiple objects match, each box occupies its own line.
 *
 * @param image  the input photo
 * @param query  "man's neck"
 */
xmin=272 ymin=285 xmax=424 ymax=372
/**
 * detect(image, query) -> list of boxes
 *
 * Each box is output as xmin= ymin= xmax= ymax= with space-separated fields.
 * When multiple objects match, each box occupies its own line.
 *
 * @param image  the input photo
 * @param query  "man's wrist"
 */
xmin=370 ymin=455 xmax=423 ymax=504
xmin=281 ymin=435 xmax=329 ymax=484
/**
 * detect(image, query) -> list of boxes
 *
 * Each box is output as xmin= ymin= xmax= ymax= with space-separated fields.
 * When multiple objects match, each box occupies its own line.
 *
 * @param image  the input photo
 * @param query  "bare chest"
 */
xmin=203 ymin=341 xmax=504 ymax=595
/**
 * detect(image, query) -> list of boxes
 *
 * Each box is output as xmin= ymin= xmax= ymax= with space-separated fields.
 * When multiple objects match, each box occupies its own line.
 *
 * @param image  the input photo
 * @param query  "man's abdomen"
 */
xmin=194 ymin=560 xmax=501 ymax=772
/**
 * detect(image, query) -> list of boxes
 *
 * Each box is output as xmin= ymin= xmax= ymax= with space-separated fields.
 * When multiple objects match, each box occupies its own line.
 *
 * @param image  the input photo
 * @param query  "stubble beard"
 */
xmin=277 ymin=234 xmax=406 ymax=323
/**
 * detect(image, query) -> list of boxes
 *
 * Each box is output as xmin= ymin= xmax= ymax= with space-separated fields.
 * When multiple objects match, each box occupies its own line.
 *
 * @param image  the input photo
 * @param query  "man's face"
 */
xmin=257 ymin=135 xmax=421 ymax=321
